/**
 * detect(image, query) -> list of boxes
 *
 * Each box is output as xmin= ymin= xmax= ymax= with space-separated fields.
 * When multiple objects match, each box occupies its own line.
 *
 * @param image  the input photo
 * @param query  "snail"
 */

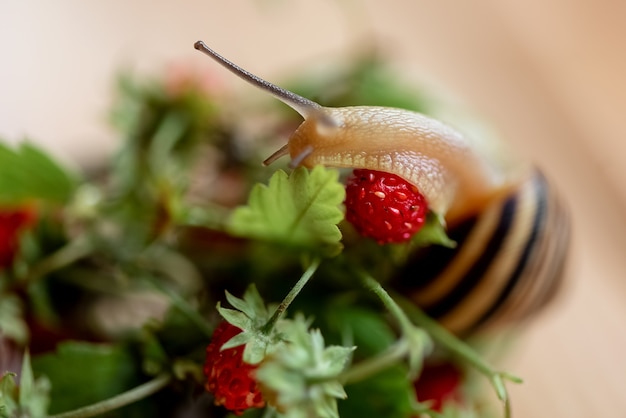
xmin=194 ymin=41 xmax=571 ymax=335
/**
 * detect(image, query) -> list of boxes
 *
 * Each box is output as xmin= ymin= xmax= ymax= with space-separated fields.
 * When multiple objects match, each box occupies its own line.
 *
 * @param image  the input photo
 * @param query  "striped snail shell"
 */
xmin=392 ymin=169 xmax=570 ymax=335
xmin=194 ymin=41 xmax=571 ymax=335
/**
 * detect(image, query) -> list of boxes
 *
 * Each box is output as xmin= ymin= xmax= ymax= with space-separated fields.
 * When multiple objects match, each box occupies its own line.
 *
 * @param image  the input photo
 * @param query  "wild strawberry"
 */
xmin=0 ymin=206 xmax=36 ymax=270
xmin=204 ymin=321 xmax=265 ymax=415
xmin=413 ymin=362 xmax=463 ymax=412
xmin=344 ymin=169 xmax=428 ymax=244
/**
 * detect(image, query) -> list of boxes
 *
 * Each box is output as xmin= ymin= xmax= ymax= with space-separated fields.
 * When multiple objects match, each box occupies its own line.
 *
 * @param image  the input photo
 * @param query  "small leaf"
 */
xmin=322 ymin=346 xmax=356 ymax=376
xmin=404 ymin=327 xmax=434 ymax=380
xmin=0 ymin=294 xmax=28 ymax=345
xmin=256 ymin=319 xmax=352 ymax=418
xmin=223 ymin=285 xmax=270 ymax=326
xmin=0 ymin=142 xmax=77 ymax=205
xmin=220 ymin=332 xmax=253 ymax=351
xmin=228 ymin=166 xmax=345 ymax=255
xmin=411 ymin=212 xmax=456 ymax=249
xmin=216 ymin=304 xmax=252 ymax=330
xmin=225 ymin=290 xmax=255 ymax=319
xmin=243 ymin=285 xmax=269 ymax=320
xmin=32 ymin=341 xmax=141 ymax=414
xmin=492 ymin=374 xmax=507 ymax=401
xmin=0 ymin=373 xmax=18 ymax=417
xmin=323 ymin=381 xmax=348 ymax=399
xmin=242 ymin=340 xmax=269 ymax=365
xmin=18 ymin=352 xmax=33 ymax=407
xmin=15 ymin=351 xmax=50 ymax=418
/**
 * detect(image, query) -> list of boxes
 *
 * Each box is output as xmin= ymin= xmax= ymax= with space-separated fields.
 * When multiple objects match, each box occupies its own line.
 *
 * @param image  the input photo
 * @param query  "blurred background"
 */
xmin=1 ymin=1 xmax=625 ymax=416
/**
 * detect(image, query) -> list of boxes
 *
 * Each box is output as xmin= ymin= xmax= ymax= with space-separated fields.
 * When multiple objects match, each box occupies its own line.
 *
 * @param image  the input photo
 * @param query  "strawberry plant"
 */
xmin=0 ymin=51 xmax=521 ymax=418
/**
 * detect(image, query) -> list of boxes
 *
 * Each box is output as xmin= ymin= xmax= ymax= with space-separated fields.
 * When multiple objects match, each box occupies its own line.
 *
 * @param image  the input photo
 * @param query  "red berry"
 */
xmin=204 ymin=321 xmax=265 ymax=415
xmin=344 ymin=169 xmax=428 ymax=244
xmin=413 ymin=362 xmax=463 ymax=412
xmin=0 ymin=206 xmax=36 ymax=270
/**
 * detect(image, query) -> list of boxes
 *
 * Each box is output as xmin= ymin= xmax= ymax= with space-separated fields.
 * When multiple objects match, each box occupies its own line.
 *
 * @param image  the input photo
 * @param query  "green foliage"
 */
xmin=0 ymin=47 xmax=520 ymax=418
xmin=322 ymin=306 xmax=396 ymax=357
xmin=0 ymin=352 xmax=50 ymax=418
xmin=0 ymin=142 xmax=76 ymax=205
xmin=341 ymin=366 xmax=413 ymax=418
xmin=0 ymin=372 xmax=17 ymax=418
xmin=256 ymin=317 xmax=355 ymax=418
xmin=104 ymin=71 xmax=228 ymax=250
xmin=217 ymin=285 xmax=278 ymax=364
xmin=228 ymin=166 xmax=346 ymax=256
xmin=0 ymin=294 xmax=28 ymax=345
xmin=411 ymin=212 xmax=456 ymax=249
xmin=32 ymin=342 xmax=141 ymax=415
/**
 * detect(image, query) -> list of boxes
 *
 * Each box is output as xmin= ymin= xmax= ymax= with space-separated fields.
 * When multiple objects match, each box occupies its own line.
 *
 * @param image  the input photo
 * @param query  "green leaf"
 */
xmin=411 ymin=212 xmax=456 ymax=249
xmin=256 ymin=319 xmax=354 ymax=418
xmin=216 ymin=285 xmax=281 ymax=364
xmin=18 ymin=352 xmax=50 ymax=418
xmin=323 ymin=306 xmax=396 ymax=357
xmin=224 ymin=285 xmax=268 ymax=321
xmin=32 ymin=341 xmax=141 ymax=414
xmin=216 ymin=304 xmax=252 ymax=330
xmin=228 ymin=166 xmax=345 ymax=256
xmin=341 ymin=366 xmax=414 ymax=418
xmin=0 ymin=353 xmax=50 ymax=418
xmin=0 ymin=294 xmax=28 ymax=345
xmin=404 ymin=327 xmax=434 ymax=380
xmin=0 ymin=373 xmax=18 ymax=418
xmin=0 ymin=142 xmax=77 ymax=205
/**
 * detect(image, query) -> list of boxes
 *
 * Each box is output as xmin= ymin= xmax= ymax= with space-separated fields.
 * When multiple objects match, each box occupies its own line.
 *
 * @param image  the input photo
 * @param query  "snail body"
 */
xmin=194 ymin=41 xmax=570 ymax=334
xmin=287 ymin=106 xmax=516 ymax=224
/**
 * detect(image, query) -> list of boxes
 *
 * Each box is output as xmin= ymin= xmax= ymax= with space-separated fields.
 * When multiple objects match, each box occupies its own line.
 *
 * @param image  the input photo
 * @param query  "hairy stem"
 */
xmin=21 ymin=237 xmax=93 ymax=287
xmin=144 ymin=275 xmax=213 ymax=338
xmin=339 ymin=340 xmax=408 ymax=384
xmin=48 ymin=373 xmax=171 ymax=418
xmin=356 ymin=269 xmax=413 ymax=334
xmin=396 ymin=295 xmax=520 ymax=418
xmin=262 ymin=258 xmax=320 ymax=333
xmin=357 ymin=269 xmax=519 ymax=418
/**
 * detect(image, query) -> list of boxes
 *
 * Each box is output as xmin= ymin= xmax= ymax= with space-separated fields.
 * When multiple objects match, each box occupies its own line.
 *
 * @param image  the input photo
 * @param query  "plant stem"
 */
xmin=262 ymin=258 xmax=320 ymax=333
xmin=396 ymin=295 xmax=521 ymax=418
xmin=48 ymin=373 xmax=171 ymax=418
xmin=21 ymin=238 xmax=93 ymax=287
xmin=400 ymin=298 xmax=521 ymax=381
xmin=357 ymin=269 xmax=519 ymax=418
xmin=144 ymin=276 xmax=213 ymax=338
xmin=356 ymin=269 xmax=413 ymax=334
xmin=339 ymin=340 xmax=408 ymax=384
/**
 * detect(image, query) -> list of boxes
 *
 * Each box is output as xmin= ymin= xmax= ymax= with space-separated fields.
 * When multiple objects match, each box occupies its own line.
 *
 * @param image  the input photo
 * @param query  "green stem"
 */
xmin=396 ymin=296 xmax=520 ymax=418
xmin=356 ymin=269 xmax=413 ymax=334
xmin=357 ymin=269 xmax=519 ymax=418
xmin=21 ymin=238 xmax=93 ymax=287
xmin=262 ymin=258 xmax=320 ymax=333
xmin=144 ymin=276 xmax=213 ymax=338
xmin=48 ymin=374 xmax=171 ymax=418
xmin=339 ymin=340 xmax=408 ymax=384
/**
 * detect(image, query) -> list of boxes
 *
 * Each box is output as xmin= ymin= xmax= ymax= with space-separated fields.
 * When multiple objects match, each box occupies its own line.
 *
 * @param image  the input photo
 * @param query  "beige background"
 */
xmin=2 ymin=1 xmax=625 ymax=416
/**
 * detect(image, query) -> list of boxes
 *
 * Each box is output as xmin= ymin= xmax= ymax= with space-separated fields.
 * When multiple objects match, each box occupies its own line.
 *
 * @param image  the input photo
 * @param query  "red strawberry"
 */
xmin=0 ymin=206 xmax=36 ymax=270
xmin=413 ymin=362 xmax=463 ymax=412
xmin=204 ymin=321 xmax=265 ymax=415
xmin=344 ymin=169 xmax=428 ymax=244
